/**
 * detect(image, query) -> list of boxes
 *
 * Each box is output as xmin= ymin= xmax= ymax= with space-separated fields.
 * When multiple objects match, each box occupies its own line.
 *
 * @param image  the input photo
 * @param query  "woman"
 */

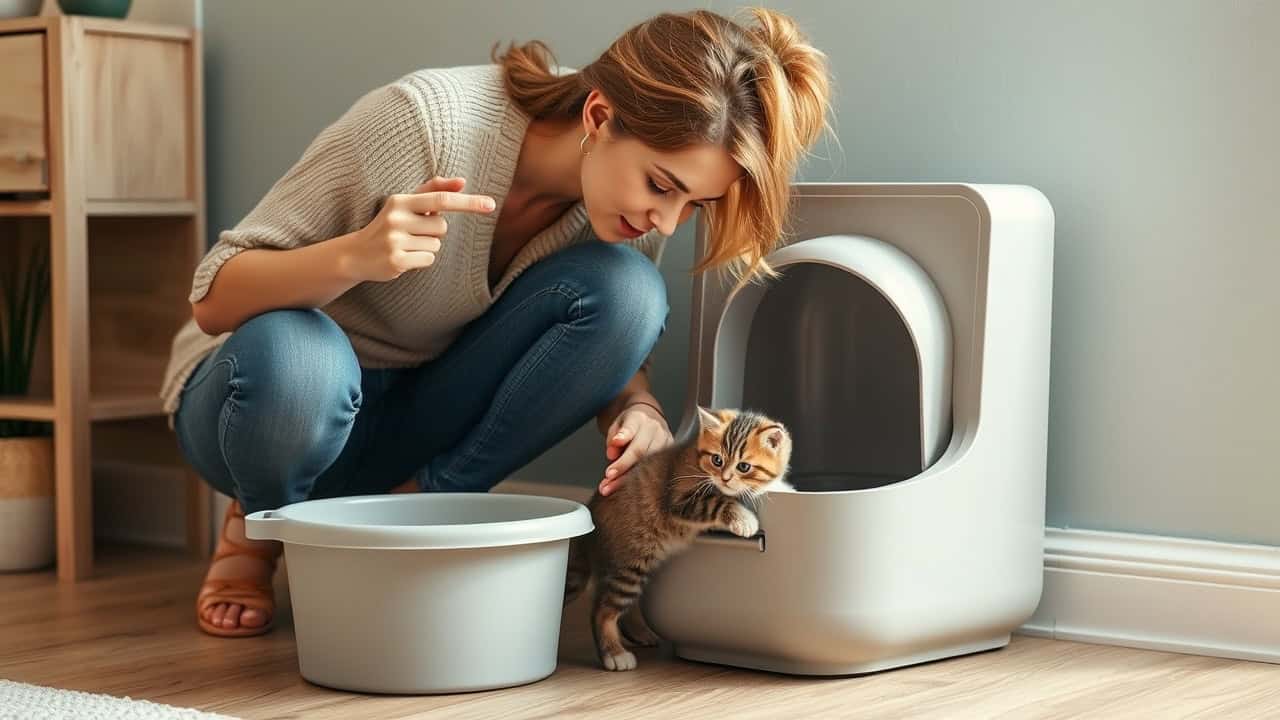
xmin=163 ymin=7 xmax=831 ymax=637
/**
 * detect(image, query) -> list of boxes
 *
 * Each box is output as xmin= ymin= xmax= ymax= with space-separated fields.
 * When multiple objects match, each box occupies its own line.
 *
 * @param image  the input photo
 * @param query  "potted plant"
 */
xmin=56 ymin=0 xmax=131 ymax=18
xmin=0 ymin=240 xmax=54 ymax=572
xmin=0 ymin=0 xmax=43 ymax=20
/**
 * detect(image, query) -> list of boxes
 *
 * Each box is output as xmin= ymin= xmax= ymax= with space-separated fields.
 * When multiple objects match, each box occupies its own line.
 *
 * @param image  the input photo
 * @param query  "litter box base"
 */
xmin=672 ymin=634 xmax=1011 ymax=677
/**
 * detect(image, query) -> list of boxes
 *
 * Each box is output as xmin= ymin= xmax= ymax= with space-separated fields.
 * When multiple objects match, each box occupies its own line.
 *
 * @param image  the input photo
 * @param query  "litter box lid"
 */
xmin=712 ymin=234 xmax=953 ymax=472
xmin=243 ymin=493 xmax=593 ymax=550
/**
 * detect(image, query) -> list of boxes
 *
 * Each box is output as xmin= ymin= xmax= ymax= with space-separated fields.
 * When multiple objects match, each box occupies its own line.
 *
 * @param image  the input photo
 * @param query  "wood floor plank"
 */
xmin=2 ymin=544 xmax=1278 ymax=719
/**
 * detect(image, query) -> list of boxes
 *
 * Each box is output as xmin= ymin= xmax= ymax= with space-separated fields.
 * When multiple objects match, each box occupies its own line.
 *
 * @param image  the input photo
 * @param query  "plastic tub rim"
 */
xmin=244 ymin=492 xmax=594 ymax=551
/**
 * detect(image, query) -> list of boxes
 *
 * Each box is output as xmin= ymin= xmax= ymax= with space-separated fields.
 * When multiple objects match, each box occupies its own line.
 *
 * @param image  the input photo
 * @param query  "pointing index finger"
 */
xmin=412 ymin=191 xmax=495 ymax=215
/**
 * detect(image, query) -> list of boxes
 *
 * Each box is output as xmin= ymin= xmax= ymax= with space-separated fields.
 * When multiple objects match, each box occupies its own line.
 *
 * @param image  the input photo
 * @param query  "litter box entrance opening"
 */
xmin=740 ymin=263 xmax=924 ymax=491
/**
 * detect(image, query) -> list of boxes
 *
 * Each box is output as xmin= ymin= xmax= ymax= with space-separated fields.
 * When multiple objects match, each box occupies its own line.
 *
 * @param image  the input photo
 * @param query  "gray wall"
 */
xmin=202 ymin=1 xmax=1280 ymax=546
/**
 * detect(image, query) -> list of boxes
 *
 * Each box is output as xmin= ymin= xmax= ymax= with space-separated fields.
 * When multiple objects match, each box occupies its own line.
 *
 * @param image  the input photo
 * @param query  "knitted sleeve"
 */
xmin=188 ymin=81 xmax=438 ymax=303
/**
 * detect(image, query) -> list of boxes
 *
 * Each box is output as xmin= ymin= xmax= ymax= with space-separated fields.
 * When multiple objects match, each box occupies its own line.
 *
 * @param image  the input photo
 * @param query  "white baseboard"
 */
xmin=498 ymin=481 xmax=1280 ymax=665
xmin=1025 ymin=527 xmax=1280 ymax=664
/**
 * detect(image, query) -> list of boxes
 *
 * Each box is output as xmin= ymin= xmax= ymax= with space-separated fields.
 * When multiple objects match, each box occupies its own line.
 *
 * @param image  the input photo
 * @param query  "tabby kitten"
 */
xmin=565 ymin=407 xmax=793 ymax=671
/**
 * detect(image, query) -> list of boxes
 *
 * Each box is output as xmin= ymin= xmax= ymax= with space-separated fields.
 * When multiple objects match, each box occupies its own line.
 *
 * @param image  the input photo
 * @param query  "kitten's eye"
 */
xmin=711 ymin=454 xmax=723 ymax=468
xmin=736 ymin=462 xmax=752 ymax=473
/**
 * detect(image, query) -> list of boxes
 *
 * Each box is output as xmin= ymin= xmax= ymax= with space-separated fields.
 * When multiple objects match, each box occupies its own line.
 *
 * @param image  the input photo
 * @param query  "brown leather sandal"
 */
xmin=390 ymin=478 xmax=419 ymax=494
xmin=195 ymin=500 xmax=281 ymax=638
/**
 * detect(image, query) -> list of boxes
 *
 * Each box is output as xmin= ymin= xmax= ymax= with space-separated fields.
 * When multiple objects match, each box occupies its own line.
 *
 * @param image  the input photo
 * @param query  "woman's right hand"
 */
xmin=342 ymin=176 xmax=496 ymax=283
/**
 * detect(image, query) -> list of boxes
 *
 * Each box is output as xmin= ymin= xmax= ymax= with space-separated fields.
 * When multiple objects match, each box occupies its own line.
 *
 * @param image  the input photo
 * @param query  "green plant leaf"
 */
xmin=0 ymin=237 xmax=51 ymax=438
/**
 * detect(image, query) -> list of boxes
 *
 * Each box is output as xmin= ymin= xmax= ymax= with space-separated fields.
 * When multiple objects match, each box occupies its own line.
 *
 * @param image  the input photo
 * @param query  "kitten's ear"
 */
xmin=762 ymin=427 xmax=787 ymax=451
xmin=697 ymin=406 xmax=725 ymax=430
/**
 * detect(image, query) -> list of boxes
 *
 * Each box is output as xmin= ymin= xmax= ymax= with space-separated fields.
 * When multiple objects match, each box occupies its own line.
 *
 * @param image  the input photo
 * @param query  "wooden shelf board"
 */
xmin=0 ymin=200 xmax=197 ymax=217
xmin=0 ymin=16 xmax=50 ymax=34
xmin=0 ymin=393 xmax=165 ymax=422
xmin=0 ymin=397 xmax=55 ymax=422
xmin=76 ymin=17 xmax=195 ymax=41
xmin=90 ymin=393 xmax=166 ymax=421
xmin=0 ymin=199 xmax=51 ymax=217
xmin=88 ymin=200 xmax=197 ymax=217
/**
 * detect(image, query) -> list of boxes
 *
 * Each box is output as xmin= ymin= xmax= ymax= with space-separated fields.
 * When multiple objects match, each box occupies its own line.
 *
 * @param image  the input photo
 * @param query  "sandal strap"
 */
xmin=212 ymin=501 xmax=282 ymax=566
xmin=195 ymin=500 xmax=280 ymax=618
xmin=211 ymin=540 xmax=280 ymax=565
xmin=197 ymin=578 xmax=275 ymax=613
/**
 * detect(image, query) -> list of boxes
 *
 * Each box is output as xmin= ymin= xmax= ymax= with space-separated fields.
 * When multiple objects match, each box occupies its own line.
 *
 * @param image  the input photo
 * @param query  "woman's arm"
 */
xmin=186 ymin=82 xmax=452 ymax=334
xmin=193 ymin=178 xmax=494 ymax=336
xmin=192 ymin=232 xmax=362 ymax=335
xmin=594 ymin=365 xmax=662 ymax=434
xmin=596 ymin=366 xmax=673 ymax=495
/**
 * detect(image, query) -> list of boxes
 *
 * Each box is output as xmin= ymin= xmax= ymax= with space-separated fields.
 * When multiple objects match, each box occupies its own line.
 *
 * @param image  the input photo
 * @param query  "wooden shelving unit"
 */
xmin=0 ymin=15 xmax=210 ymax=582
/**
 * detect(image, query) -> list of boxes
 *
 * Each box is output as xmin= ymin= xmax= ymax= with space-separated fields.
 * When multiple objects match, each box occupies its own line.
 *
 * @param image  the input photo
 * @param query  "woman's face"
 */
xmin=579 ymin=92 xmax=741 ymax=242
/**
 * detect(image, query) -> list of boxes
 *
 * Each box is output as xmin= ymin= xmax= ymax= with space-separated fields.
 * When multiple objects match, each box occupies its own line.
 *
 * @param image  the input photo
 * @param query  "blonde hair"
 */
xmin=495 ymin=8 xmax=832 ymax=284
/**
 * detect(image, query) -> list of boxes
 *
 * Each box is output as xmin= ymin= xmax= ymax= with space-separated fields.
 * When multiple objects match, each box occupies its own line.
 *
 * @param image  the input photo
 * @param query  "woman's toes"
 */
xmin=221 ymin=603 xmax=243 ymax=628
xmin=204 ymin=602 xmax=270 ymax=630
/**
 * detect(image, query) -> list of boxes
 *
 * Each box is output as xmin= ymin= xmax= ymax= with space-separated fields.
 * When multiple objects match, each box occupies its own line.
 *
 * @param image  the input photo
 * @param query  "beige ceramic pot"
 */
xmin=0 ymin=436 xmax=55 ymax=572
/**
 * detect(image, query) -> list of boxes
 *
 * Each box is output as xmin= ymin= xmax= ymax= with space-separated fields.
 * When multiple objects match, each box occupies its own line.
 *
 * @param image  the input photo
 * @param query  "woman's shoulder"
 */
xmin=388 ymin=64 xmax=507 ymax=110
xmin=351 ymin=64 xmax=512 ymax=145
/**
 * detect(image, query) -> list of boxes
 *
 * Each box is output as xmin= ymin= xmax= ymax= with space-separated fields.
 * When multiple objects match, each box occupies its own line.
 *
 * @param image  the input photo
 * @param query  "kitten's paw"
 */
xmin=728 ymin=508 xmax=760 ymax=538
xmin=602 ymin=650 xmax=638 ymax=671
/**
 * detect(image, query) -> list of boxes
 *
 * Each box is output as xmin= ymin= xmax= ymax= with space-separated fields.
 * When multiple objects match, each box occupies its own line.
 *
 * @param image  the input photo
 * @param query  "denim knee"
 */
xmin=215 ymin=310 xmax=361 ymax=499
xmin=564 ymin=242 xmax=669 ymax=364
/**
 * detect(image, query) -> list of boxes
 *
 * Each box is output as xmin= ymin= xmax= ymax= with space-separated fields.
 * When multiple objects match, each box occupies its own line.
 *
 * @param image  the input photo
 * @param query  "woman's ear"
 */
xmin=581 ymin=89 xmax=612 ymax=138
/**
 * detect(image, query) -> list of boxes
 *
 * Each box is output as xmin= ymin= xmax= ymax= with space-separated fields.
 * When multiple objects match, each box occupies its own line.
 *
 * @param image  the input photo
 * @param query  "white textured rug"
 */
xmin=0 ymin=679 xmax=240 ymax=720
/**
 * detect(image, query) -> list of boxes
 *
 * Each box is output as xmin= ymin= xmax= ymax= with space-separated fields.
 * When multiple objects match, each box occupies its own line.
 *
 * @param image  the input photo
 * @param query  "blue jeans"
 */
xmin=174 ymin=241 xmax=668 ymax=515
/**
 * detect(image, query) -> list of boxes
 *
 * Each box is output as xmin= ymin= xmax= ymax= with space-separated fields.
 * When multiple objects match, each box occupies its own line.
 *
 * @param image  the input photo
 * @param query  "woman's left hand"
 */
xmin=599 ymin=402 xmax=673 ymax=496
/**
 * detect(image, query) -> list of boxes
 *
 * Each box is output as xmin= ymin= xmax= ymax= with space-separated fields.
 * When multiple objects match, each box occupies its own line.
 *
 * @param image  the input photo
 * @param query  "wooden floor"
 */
xmin=3 ymin=545 xmax=1280 ymax=719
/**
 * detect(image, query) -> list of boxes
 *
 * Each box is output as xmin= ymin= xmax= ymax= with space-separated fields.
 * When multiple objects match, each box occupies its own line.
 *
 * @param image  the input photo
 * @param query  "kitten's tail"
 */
xmin=563 ymin=535 xmax=590 ymax=606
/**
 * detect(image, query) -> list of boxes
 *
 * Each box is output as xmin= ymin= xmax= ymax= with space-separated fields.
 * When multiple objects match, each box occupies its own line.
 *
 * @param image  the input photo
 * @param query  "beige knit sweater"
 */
xmin=160 ymin=64 xmax=666 ymax=415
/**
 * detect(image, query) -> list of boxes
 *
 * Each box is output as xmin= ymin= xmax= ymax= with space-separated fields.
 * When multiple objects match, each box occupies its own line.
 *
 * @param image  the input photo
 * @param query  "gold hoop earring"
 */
xmin=580 ymin=133 xmax=593 ymax=157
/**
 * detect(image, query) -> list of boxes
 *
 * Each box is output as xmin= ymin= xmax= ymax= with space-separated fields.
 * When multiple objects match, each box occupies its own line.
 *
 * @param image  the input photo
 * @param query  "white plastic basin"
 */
xmin=244 ymin=493 xmax=593 ymax=694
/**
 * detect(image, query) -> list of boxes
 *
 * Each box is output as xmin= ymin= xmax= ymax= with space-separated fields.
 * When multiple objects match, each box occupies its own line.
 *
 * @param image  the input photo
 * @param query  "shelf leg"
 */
xmin=48 ymin=18 xmax=93 ymax=582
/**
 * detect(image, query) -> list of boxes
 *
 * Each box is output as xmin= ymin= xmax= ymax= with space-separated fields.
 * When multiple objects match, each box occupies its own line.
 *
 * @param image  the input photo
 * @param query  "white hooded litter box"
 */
xmin=245 ymin=493 xmax=592 ymax=694
xmin=642 ymin=183 xmax=1055 ymax=675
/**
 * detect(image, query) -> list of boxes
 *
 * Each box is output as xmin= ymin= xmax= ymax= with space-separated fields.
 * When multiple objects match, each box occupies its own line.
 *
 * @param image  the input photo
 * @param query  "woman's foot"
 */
xmin=195 ymin=500 xmax=282 ymax=637
xmin=390 ymin=478 xmax=418 ymax=493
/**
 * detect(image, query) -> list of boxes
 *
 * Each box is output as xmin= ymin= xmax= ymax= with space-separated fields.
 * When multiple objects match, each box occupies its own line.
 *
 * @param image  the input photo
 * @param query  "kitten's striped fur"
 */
xmin=565 ymin=407 xmax=793 ymax=671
